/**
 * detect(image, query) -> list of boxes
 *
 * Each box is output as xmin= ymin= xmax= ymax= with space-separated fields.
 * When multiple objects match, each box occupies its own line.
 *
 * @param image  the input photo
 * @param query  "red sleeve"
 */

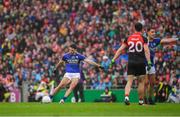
xmin=123 ymin=38 xmax=128 ymax=46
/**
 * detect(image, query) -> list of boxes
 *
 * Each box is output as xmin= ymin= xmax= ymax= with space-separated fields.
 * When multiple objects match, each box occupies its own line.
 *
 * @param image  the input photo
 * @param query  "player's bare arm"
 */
xmin=143 ymin=44 xmax=151 ymax=63
xmin=112 ymin=43 xmax=127 ymax=61
xmin=84 ymin=59 xmax=101 ymax=68
xmin=160 ymin=38 xmax=178 ymax=44
xmin=54 ymin=60 xmax=65 ymax=69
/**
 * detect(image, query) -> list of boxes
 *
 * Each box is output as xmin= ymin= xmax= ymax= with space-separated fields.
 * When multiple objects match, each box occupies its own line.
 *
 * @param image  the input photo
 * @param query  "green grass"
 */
xmin=0 ymin=102 xmax=179 ymax=116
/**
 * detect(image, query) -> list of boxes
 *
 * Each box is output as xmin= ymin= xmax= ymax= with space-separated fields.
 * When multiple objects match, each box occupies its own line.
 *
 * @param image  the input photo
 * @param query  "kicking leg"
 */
xmin=51 ymin=77 xmax=70 ymax=96
xmin=64 ymin=78 xmax=79 ymax=97
xmin=73 ymin=83 xmax=79 ymax=102
xmin=60 ymin=78 xmax=79 ymax=103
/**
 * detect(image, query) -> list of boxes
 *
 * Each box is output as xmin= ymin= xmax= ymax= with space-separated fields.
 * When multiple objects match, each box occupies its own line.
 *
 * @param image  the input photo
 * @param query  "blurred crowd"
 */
xmin=0 ymin=0 xmax=179 ymax=102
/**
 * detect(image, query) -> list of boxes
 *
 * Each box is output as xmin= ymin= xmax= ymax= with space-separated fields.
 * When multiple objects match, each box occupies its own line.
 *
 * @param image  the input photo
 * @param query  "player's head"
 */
xmin=147 ymin=27 xmax=156 ymax=39
xmin=69 ymin=44 xmax=77 ymax=54
xmin=135 ymin=22 xmax=143 ymax=32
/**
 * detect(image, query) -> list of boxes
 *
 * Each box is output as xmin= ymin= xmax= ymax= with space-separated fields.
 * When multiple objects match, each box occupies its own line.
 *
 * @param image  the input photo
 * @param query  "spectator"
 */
xmin=155 ymin=79 xmax=171 ymax=103
xmin=94 ymin=87 xmax=116 ymax=102
xmin=73 ymin=70 xmax=86 ymax=102
xmin=101 ymin=55 xmax=111 ymax=72
xmin=0 ymin=83 xmax=6 ymax=102
xmin=167 ymin=84 xmax=180 ymax=103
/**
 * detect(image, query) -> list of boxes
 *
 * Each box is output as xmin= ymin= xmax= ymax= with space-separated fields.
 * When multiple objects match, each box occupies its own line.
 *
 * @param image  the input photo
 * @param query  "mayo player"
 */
xmin=111 ymin=23 xmax=151 ymax=105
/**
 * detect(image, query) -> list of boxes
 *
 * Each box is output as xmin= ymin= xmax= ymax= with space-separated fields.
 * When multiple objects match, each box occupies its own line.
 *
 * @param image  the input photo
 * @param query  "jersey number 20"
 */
xmin=128 ymin=41 xmax=143 ymax=52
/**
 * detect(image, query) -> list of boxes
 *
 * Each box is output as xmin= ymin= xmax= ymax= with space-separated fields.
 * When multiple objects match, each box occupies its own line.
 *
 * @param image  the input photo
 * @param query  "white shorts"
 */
xmin=63 ymin=73 xmax=80 ymax=80
xmin=146 ymin=65 xmax=156 ymax=74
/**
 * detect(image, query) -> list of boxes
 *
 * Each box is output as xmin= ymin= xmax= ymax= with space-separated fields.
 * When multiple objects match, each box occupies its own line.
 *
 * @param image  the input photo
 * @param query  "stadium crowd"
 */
xmin=0 ymin=0 xmax=179 ymax=102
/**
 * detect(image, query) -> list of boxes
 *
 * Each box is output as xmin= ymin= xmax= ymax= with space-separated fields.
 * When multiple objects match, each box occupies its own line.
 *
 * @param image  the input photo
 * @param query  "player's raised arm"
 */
xmin=53 ymin=54 xmax=67 ymax=72
xmin=54 ymin=60 xmax=64 ymax=69
xmin=160 ymin=37 xmax=178 ymax=44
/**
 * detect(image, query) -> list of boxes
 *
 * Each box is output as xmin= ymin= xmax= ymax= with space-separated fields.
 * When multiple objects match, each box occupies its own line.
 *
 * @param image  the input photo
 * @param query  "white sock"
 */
xmin=125 ymin=96 xmax=129 ymax=100
xmin=139 ymin=100 xmax=144 ymax=104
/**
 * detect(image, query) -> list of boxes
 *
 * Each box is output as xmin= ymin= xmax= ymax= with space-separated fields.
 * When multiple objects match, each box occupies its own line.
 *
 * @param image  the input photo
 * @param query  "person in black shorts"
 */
xmin=73 ymin=69 xmax=85 ymax=102
xmin=111 ymin=22 xmax=151 ymax=105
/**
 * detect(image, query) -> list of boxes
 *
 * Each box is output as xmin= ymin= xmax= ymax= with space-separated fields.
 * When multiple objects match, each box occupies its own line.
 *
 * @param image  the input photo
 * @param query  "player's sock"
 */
xmin=49 ymin=94 xmax=53 ymax=98
xmin=59 ymin=97 xmax=67 ymax=104
xmin=124 ymin=94 xmax=130 ymax=105
xmin=125 ymin=94 xmax=129 ymax=100
xmin=62 ymin=96 xmax=67 ymax=101
xmin=139 ymin=98 xmax=144 ymax=105
xmin=125 ymin=96 xmax=129 ymax=101
xmin=49 ymin=92 xmax=54 ymax=99
xmin=125 ymin=94 xmax=129 ymax=99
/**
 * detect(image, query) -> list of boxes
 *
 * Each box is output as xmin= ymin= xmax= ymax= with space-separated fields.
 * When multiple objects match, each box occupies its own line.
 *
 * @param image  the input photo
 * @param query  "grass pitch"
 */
xmin=0 ymin=102 xmax=179 ymax=116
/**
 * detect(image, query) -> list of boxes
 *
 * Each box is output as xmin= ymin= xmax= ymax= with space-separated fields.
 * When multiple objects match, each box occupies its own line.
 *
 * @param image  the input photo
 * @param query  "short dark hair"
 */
xmin=70 ymin=44 xmax=77 ymax=50
xmin=147 ymin=27 xmax=155 ymax=32
xmin=135 ymin=22 xmax=143 ymax=32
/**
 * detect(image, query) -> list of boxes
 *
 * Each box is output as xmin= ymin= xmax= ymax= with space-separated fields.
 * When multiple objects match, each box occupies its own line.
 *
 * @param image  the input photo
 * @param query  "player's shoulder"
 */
xmin=76 ymin=52 xmax=81 ymax=55
xmin=63 ymin=53 xmax=70 ymax=57
xmin=126 ymin=34 xmax=133 ymax=41
xmin=128 ymin=33 xmax=134 ymax=38
xmin=154 ymin=37 xmax=161 ymax=40
xmin=153 ymin=37 xmax=161 ymax=43
xmin=76 ymin=53 xmax=85 ymax=57
xmin=129 ymin=33 xmax=147 ymax=41
xmin=128 ymin=32 xmax=144 ymax=38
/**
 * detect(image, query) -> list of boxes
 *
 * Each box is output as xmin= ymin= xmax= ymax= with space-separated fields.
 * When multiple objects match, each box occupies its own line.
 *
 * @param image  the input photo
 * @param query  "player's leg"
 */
xmin=135 ymin=62 xmax=146 ymax=105
xmin=146 ymin=66 xmax=156 ymax=104
xmin=64 ymin=78 xmax=79 ymax=97
xmin=51 ymin=77 xmax=70 ymax=96
xmin=124 ymin=75 xmax=134 ymax=105
xmin=137 ymin=75 xmax=146 ymax=105
xmin=144 ymin=74 xmax=150 ymax=104
xmin=79 ymin=82 xmax=85 ymax=102
xmin=49 ymin=83 xmax=54 ymax=97
xmin=60 ymin=78 xmax=79 ymax=103
xmin=148 ymin=74 xmax=156 ymax=104
xmin=73 ymin=82 xmax=79 ymax=102
xmin=124 ymin=63 xmax=135 ymax=105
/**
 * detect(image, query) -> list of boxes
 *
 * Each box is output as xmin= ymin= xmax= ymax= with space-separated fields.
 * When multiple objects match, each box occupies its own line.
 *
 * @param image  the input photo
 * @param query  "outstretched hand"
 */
xmin=98 ymin=66 xmax=104 ymax=70
xmin=109 ymin=59 xmax=115 ymax=68
xmin=147 ymin=61 xmax=152 ymax=71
